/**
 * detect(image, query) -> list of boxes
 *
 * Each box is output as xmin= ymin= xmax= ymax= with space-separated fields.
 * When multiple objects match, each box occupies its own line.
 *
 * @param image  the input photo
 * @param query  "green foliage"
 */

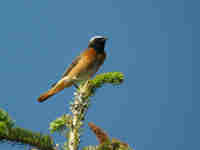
xmin=0 ymin=109 xmax=55 ymax=150
xmin=0 ymin=108 xmax=15 ymax=136
xmin=0 ymin=126 xmax=55 ymax=150
xmin=0 ymin=122 xmax=8 ymax=136
xmin=78 ymin=140 xmax=135 ymax=150
xmin=78 ymin=72 xmax=124 ymax=98
xmin=110 ymin=138 xmax=133 ymax=150
xmin=49 ymin=114 xmax=72 ymax=134
xmin=9 ymin=127 xmax=54 ymax=148
xmin=91 ymin=72 xmax=124 ymax=88
xmin=82 ymin=145 xmax=98 ymax=150
xmin=83 ymin=140 xmax=133 ymax=150
xmin=83 ymin=141 xmax=130 ymax=150
xmin=0 ymin=108 xmax=15 ymax=128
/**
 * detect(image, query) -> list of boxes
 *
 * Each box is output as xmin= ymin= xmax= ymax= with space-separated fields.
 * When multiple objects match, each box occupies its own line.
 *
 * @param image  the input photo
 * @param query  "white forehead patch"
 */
xmin=89 ymin=36 xmax=104 ymax=42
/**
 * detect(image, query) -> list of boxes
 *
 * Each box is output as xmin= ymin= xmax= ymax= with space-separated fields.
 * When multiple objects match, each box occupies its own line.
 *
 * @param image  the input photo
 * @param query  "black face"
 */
xmin=88 ymin=37 xmax=107 ymax=51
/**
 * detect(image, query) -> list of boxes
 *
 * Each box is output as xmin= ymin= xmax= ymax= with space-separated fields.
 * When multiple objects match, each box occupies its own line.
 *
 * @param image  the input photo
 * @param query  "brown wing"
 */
xmin=51 ymin=55 xmax=81 ymax=87
xmin=62 ymin=55 xmax=81 ymax=78
xmin=63 ymin=49 xmax=106 ymax=78
xmin=65 ymin=48 xmax=106 ymax=80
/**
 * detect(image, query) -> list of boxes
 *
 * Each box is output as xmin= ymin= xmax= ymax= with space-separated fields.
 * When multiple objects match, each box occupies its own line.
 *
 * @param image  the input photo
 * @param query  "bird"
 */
xmin=37 ymin=36 xmax=107 ymax=103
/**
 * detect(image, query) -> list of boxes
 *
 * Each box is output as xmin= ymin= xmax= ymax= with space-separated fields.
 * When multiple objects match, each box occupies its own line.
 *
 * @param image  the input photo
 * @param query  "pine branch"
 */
xmin=0 ymin=109 xmax=55 ymax=150
xmin=66 ymin=72 xmax=124 ymax=150
xmin=49 ymin=72 xmax=125 ymax=150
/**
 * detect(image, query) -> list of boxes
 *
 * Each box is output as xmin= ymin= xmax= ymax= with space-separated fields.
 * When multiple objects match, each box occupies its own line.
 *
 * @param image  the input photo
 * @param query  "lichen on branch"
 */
xmin=49 ymin=72 xmax=124 ymax=150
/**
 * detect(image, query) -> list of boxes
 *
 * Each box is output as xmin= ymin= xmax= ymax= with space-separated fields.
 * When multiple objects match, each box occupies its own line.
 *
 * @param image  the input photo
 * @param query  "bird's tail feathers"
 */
xmin=37 ymin=89 xmax=55 ymax=103
xmin=37 ymin=78 xmax=73 ymax=103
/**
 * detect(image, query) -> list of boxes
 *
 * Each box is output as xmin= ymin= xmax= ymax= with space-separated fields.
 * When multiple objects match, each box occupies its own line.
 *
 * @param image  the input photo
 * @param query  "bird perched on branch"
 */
xmin=37 ymin=36 xmax=107 ymax=103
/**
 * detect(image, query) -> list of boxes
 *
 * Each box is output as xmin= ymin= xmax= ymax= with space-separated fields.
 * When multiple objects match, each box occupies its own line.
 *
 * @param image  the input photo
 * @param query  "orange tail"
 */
xmin=37 ymin=78 xmax=74 ymax=103
xmin=37 ymin=90 xmax=55 ymax=103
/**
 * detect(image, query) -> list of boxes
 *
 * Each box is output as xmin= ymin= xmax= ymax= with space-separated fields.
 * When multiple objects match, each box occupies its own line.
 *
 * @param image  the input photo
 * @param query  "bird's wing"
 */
xmin=50 ymin=55 xmax=81 ymax=87
xmin=62 ymin=55 xmax=81 ymax=78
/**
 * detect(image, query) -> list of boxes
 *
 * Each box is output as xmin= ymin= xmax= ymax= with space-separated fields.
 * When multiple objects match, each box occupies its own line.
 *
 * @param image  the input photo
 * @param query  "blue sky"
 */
xmin=0 ymin=0 xmax=199 ymax=150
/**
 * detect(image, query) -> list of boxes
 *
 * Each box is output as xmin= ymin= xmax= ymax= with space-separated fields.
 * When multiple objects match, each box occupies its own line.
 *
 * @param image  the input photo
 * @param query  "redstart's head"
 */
xmin=88 ymin=36 xmax=108 ymax=51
